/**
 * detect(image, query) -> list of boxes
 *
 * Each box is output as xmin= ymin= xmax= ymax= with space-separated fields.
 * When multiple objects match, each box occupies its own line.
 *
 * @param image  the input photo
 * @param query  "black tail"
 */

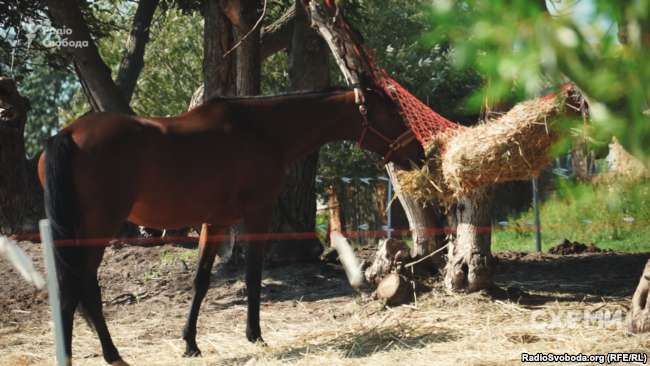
xmin=43 ymin=132 xmax=79 ymax=241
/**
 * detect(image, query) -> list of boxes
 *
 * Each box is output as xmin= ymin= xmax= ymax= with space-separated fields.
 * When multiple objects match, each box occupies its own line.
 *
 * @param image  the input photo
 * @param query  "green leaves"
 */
xmin=424 ymin=0 xmax=650 ymax=161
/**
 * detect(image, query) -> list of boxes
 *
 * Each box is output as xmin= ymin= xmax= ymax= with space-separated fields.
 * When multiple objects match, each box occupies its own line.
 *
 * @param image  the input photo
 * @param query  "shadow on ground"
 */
xmin=492 ymin=251 xmax=650 ymax=305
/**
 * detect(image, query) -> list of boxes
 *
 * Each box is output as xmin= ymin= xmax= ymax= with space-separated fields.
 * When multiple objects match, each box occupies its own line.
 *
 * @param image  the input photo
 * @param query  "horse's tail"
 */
xmin=43 ymin=132 xmax=79 ymax=242
xmin=43 ymin=133 xmax=97 ymax=329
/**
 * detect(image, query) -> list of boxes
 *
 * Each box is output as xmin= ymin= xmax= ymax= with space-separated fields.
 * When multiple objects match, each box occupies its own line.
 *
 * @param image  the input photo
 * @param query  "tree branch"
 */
xmin=260 ymin=3 xmax=295 ymax=59
xmin=115 ymin=0 xmax=160 ymax=103
xmin=45 ymin=0 xmax=132 ymax=114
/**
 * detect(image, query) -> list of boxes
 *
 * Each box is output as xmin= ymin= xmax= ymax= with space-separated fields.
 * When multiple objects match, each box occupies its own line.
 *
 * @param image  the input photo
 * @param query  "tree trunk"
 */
xmin=268 ymin=1 xmax=329 ymax=262
xmin=628 ymin=259 xmax=650 ymax=333
xmin=386 ymin=163 xmax=445 ymax=268
xmin=0 ymin=77 xmax=43 ymax=234
xmin=230 ymin=0 xmax=262 ymax=95
xmin=260 ymin=4 xmax=295 ymax=60
xmin=204 ymin=0 xmax=236 ymax=98
xmin=571 ymin=139 xmax=592 ymax=181
xmin=115 ymin=0 xmax=160 ymax=103
xmin=374 ymin=181 xmax=387 ymax=227
xmin=444 ymin=188 xmax=494 ymax=292
xmin=46 ymin=0 xmax=132 ymax=114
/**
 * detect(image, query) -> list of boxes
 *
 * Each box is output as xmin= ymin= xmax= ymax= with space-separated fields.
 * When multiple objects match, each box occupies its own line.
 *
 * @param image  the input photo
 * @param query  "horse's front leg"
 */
xmin=244 ymin=210 xmax=272 ymax=344
xmin=182 ymin=223 xmax=228 ymax=357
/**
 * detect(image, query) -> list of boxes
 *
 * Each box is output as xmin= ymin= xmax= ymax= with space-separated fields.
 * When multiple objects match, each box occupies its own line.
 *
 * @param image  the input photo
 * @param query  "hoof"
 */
xmin=249 ymin=337 xmax=267 ymax=347
xmin=183 ymin=348 xmax=202 ymax=358
xmin=110 ymin=360 xmax=131 ymax=366
xmin=246 ymin=326 xmax=263 ymax=344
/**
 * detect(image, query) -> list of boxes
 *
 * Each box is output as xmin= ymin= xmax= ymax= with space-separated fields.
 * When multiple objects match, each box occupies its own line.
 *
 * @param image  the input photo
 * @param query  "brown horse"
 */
xmin=38 ymin=87 xmax=422 ymax=365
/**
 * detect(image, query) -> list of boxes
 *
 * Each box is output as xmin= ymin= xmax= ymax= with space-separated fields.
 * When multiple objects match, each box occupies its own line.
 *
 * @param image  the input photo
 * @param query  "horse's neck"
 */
xmin=244 ymin=91 xmax=362 ymax=164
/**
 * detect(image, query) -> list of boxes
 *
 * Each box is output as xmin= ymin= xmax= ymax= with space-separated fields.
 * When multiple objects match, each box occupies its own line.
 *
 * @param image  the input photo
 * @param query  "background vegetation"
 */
xmin=2 ymin=0 xmax=649 ymax=253
xmin=494 ymin=180 xmax=650 ymax=252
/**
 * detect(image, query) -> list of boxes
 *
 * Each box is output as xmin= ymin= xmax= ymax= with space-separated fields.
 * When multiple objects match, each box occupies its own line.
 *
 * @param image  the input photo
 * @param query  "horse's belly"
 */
xmin=127 ymin=191 xmax=241 ymax=229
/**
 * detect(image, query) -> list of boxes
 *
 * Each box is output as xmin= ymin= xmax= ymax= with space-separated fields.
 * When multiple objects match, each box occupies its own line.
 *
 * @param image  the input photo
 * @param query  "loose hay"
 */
xmin=1 ymin=243 xmax=649 ymax=366
xmin=399 ymin=90 xmax=575 ymax=203
xmin=596 ymin=136 xmax=650 ymax=184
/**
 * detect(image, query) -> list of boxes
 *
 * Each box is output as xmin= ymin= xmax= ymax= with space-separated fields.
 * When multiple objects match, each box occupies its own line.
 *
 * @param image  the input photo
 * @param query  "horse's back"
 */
xmin=49 ymin=106 xmax=284 ymax=230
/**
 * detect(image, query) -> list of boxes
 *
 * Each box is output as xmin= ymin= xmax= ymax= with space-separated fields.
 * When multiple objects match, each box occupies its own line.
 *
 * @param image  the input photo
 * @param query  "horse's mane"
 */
xmin=204 ymin=86 xmax=351 ymax=103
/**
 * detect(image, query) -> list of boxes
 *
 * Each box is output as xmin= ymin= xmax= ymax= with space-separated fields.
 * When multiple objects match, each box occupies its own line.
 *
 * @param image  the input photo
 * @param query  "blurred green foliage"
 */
xmin=424 ymin=0 xmax=650 ymax=159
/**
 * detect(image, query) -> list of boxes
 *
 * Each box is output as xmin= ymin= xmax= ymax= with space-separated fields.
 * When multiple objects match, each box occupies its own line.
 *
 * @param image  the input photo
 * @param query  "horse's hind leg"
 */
xmin=182 ymin=223 xmax=229 ymax=357
xmin=77 ymin=246 xmax=127 ymax=366
xmin=55 ymin=244 xmax=127 ymax=366
xmin=55 ymin=247 xmax=83 ymax=366
xmin=244 ymin=210 xmax=272 ymax=344
xmin=68 ymin=208 xmax=129 ymax=365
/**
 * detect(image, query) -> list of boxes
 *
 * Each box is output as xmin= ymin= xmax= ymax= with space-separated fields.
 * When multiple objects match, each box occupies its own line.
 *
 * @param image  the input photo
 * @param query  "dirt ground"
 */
xmin=1 ymin=242 xmax=649 ymax=366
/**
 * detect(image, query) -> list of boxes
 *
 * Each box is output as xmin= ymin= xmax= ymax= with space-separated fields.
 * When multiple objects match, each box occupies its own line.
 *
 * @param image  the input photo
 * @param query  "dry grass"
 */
xmin=594 ymin=137 xmax=650 ymax=185
xmin=1 ymin=244 xmax=648 ymax=366
xmin=2 ymin=279 xmax=648 ymax=366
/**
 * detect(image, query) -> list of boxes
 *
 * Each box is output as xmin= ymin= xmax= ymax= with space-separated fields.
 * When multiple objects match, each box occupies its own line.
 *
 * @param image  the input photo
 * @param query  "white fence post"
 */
xmin=39 ymin=219 xmax=66 ymax=366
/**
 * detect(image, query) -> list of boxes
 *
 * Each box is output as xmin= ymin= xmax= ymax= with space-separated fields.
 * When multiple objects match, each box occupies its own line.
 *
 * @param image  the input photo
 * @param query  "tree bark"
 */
xmin=326 ymin=184 xmax=343 ymax=235
xmin=376 ymin=272 xmax=413 ymax=306
xmin=115 ymin=0 xmax=160 ymax=103
xmin=364 ymin=238 xmax=410 ymax=285
xmin=204 ymin=0 xmax=237 ymax=98
xmin=46 ymin=0 xmax=132 ymax=113
xmin=229 ymin=0 xmax=262 ymax=95
xmin=268 ymin=1 xmax=329 ymax=262
xmin=628 ymin=259 xmax=650 ymax=333
xmin=444 ymin=188 xmax=494 ymax=292
xmin=0 ymin=77 xmax=43 ymax=234
xmin=571 ymin=139 xmax=592 ymax=181
xmin=374 ymin=181 xmax=387 ymax=227
xmin=386 ymin=163 xmax=445 ymax=268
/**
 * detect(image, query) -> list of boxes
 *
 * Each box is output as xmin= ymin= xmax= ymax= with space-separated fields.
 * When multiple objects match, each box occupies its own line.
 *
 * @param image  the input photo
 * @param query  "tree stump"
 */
xmin=364 ymin=238 xmax=410 ymax=285
xmin=628 ymin=259 xmax=650 ymax=333
xmin=444 ymin=188 xmax=494 ymax=292
xmin=376 ymin=272 xmax=413 ymax=307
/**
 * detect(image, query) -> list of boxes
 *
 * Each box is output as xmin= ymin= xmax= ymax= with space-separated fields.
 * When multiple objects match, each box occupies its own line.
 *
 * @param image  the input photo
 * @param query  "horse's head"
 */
xmin=358 ymin=88 xmax=424 ymax=169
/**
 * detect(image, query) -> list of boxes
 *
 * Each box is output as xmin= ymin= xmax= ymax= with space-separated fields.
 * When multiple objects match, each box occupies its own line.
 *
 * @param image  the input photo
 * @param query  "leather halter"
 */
xmin=354 ymin=87 xmax=417 ymax=164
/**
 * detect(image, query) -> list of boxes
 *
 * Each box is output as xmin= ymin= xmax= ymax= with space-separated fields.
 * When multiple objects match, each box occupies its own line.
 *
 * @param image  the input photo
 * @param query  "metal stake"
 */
xmin=532 ymin=177 xmax=542 ymax=252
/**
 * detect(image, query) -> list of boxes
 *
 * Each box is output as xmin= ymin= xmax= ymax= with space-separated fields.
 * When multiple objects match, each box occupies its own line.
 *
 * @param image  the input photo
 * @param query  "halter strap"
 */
xmin=355 ymin=87 xmax=416 ymax=164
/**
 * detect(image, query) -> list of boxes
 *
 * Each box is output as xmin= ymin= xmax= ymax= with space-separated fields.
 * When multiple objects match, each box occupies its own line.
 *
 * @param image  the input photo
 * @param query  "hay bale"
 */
xmin=398 ymin=90 xmax=574 ymax=201
xmin=442 ymin=95 xmax=565 ymax=196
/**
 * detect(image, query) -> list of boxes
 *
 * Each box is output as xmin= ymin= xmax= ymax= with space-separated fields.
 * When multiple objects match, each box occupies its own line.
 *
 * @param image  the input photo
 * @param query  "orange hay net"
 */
xmin=374 ymin=74 xmax=463 ymax=147
xmin=310 ymin=1 xmax=463 ymax=148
